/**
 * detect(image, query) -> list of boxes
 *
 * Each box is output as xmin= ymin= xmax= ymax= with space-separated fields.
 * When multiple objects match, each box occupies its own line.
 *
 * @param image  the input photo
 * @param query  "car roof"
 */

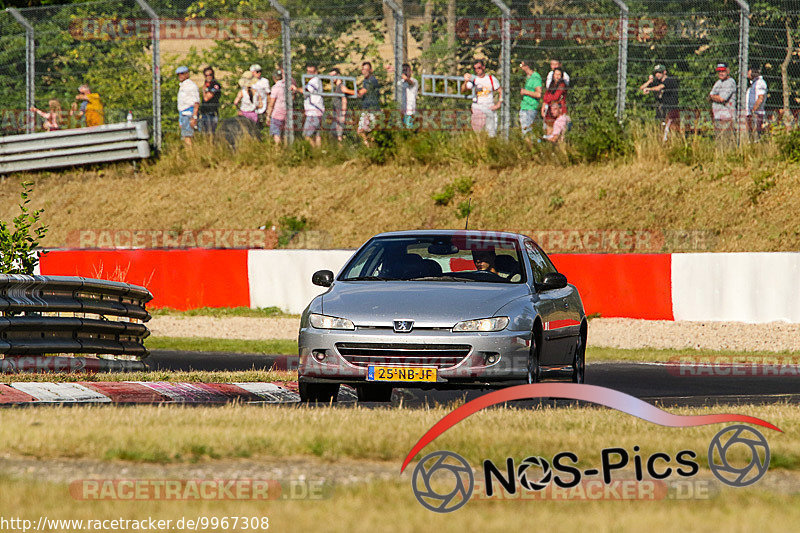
xmin=373 ymin=229 xmax=526 ymax=241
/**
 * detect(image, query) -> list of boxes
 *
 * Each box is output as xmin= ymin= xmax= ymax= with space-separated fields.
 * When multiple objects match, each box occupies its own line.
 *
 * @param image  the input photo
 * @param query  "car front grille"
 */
xmin=335 ymin=342 xmax=471 ymax=369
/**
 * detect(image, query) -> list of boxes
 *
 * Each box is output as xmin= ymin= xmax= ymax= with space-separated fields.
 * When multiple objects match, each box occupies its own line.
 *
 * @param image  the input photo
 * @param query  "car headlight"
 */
xmin=453 ymin=317 xmax=509 ymax=332
xmin=309 ymin=313 xmax=355 ymax=330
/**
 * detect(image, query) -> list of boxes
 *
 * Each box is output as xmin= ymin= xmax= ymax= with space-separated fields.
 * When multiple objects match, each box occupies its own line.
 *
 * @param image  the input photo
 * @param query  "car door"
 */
xmin=525 ymin=240 xmax=581 ymax=366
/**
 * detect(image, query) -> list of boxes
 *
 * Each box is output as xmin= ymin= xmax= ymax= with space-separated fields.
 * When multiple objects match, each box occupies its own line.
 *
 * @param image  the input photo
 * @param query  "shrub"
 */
xmin=363 ymin=130 xmax=398 ymax=165
xmin=775 ymin=127 xmax=800 ymax=162
xmin=568 ymin=111 xmax=633 ymax=163
xmin=0 ymin=182 xmax=48 ymax=274
xmin=455 ymin=199 xmax=473 ymax=219
xmin=277 ymin=215 xmax=309 ymax=247
xmin=432 ymin=185 xmax=455 ymax=206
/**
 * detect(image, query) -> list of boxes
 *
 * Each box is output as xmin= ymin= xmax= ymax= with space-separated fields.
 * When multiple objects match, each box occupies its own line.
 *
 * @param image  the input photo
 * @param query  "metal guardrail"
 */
xmin=300 ymin=74 xmax=358 ymax=98
xmin=0 ymin=121 xmax=151 ymax=174
xmin=0 ymin=275 xmax=152 ymax=358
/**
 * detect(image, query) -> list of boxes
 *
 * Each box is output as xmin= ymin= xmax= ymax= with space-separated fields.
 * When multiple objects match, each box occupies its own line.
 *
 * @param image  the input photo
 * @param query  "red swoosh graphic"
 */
xmin=400 ymin=383 xmax=782 ymax=473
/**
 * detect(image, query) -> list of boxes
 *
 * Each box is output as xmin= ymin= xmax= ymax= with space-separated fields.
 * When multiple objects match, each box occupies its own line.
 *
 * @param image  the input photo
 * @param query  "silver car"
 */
xmin=298 ymin=230 xmax=586 ymax=402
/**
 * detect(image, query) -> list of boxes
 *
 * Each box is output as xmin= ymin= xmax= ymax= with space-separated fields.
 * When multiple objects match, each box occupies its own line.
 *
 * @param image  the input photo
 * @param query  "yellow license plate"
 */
xmin=367 ymin=366 xmax=437 ymax=382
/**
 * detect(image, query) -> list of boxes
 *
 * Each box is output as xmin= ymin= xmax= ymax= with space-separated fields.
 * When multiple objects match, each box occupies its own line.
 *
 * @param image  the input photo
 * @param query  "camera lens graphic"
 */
xmin=708 ymin=425 xmax=770 ymax=487
xmin=411 ymin=451 xmax=474 ymax=513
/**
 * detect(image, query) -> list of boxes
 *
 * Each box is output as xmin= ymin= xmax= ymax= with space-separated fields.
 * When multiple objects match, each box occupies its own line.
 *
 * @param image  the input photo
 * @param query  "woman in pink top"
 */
xmin=266 ymin=69 xmax=287 ymax=144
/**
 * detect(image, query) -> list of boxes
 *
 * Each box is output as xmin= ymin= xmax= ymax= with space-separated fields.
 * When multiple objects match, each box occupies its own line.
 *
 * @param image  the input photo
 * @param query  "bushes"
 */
xmin=568 ymin=111 xmax=633 ymax=163
xmin=0 ymin=182 xmax=48 ymax=274
xmin=775 ymin=128 xmax=800 ymax=162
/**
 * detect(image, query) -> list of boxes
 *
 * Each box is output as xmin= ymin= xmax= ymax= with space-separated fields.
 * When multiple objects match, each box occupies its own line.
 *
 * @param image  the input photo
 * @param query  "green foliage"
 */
xmin=0 ymin=182 xmax=48 ymax=274
xmin=549 ymin=194 xmax=565 ymax=211
xmin=431 ymin=184 xmax=454 ymax=206
xmin=775 ymin=128 xmax=800 ymax=163
xmin=749 ymin=169 xmax=777 ymax=204
xmin=282 ymin=139 xmax=315 ymax=167
xmin=363 ymin=130 xmax=398 ymax=165
xmin=453 ymin=176 xmax=474 ymax=195
xmin=568 ymin=112 xmax=633 ymax=163
xmin=277 ymin=214 xmax=309 ymax=247
xmin=455 ymin=199 xmax=472 ymax=219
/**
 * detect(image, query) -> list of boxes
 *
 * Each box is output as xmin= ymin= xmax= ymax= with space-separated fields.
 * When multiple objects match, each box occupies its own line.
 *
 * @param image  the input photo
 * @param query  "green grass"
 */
xmin=150 ymin=306 xmax=298 ymax=318
xmin=145 ymin=336 xmax=298 ymax=354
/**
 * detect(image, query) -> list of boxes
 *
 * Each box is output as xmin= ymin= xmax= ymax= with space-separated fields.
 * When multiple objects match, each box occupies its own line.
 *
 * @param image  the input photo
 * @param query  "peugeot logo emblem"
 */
xmin=394 ymin=320 xmax=414 ymax=333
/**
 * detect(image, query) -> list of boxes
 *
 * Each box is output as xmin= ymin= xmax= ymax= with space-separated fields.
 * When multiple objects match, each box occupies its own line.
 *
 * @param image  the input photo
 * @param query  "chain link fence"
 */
xmin=0 ymin=0 xmax=798 ymax=146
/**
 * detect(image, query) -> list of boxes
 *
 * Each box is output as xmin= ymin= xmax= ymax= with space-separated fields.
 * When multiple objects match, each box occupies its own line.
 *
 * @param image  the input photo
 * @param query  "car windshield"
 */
xmin=339 ymin=235 xmax=525 ymax=283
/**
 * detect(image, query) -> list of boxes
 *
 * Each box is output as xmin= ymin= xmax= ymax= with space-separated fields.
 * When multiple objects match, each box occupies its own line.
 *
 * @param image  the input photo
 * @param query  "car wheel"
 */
xmin=299 ymin=379 xmax=340 ymax=403
xmin=527 ymin=334 xmax=541 ymax=384
xmin=355 ymin=384 xmax=393 ymax=402
xmin=572 ymin=335 xmax=586 ymax=384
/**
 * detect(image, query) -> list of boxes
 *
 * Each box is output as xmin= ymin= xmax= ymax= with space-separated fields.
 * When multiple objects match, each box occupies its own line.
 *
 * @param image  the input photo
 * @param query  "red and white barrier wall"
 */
xmin=38 ymin=250 xmax=800 ymax=323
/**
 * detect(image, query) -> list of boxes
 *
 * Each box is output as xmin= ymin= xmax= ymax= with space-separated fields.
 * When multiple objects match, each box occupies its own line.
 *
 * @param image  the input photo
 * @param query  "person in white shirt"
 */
xmin=545 ymin=59 xmax=570 ymax=88
xmin=250 ymin=64 xmax=271 ymax=130
xmin=292 ymin=63 xmax=324 ymax=147
xmin=399 ymin=63 xmax=418 ymax=128
xmin=461 ymin=60 xmax=502 ymax=137
xmin=234 ymin=71 xmax=261 ymax=123
xmin=746 ymin=66 xmax=767 ymax=140
xmin=175 ymin=65 xmax=199 ymax=146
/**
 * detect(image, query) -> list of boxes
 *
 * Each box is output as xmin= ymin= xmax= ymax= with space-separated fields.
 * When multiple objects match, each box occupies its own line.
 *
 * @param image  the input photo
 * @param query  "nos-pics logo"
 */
xmin=411 ymin=424 xmax=771 ymax=513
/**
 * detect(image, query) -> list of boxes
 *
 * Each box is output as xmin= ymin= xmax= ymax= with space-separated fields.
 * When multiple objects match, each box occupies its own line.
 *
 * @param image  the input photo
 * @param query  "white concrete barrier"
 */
xmin=671 ymin=252 xmax=800 ymax=323
xmin=248 ymin=249 xmax=354 ymax=314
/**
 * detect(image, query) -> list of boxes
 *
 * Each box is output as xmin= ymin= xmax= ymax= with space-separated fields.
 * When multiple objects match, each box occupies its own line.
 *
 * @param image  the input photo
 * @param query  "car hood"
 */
xmin=321 ymin=281 xmax=531 ymax=327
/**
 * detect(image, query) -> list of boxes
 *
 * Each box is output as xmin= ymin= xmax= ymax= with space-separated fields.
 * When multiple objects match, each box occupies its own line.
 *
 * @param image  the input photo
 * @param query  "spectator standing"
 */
xmin=640 ymin=64 xmax=680 ymax=141
xmin=709 ymin=62 xmax=737 ymax=145
xmin=31 ymin=99 xmax=62 ymax=131
xmin=462 ymin=60 xmax=502 ymax=137
xmin=250 ymin=64 xmax=271 ymax=129
xmin=234 ymin=71 xmax=261 ymax=123
xmin=199 ymin=66 xmax=222 ymax=134
xmin=545 ymin=59 xmax=570 ymax=89
xmin=518 ymin=59 xmax=542 ymax=137
xmin=70 ymin=84 xmax=104 ymax=127
xmin=175 ymin=66 xmax=199 ymax=146
xmin=399 ymin=63 xmax=418 ymax=129
xmin=292 ymin=63 xmax=324 ymax=147
xmin=266 ymin=69 xmax=287 ymax=144
xmin=342 ymin=61 xmax=381 ymax=145
xmin=329 ymin=67 xmax=347 ymax=142
xmin=543 ymin=102 xmax=570 ymax=143
xmin=746 ymin=66 xmax=767 ymax=140
xmin=542 ymin=68 xmax=567 ymax=127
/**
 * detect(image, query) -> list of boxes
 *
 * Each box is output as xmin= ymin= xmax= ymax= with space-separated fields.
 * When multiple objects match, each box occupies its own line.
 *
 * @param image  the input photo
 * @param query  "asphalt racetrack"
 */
xmin=147 ymin=351 xmax=800 ymax=408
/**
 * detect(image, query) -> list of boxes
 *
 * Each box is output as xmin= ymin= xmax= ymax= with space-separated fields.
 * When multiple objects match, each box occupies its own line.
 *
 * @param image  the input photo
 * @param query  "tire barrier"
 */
xmin=0 ymin=275 xmax=152 ymax=358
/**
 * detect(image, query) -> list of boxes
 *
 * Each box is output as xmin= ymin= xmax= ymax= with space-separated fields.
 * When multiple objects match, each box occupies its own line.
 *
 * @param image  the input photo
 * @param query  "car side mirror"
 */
xmin=539 ymin=272 xmax=568 ymax=291
xmin=312 ymin=270 xmax=334 ymax=287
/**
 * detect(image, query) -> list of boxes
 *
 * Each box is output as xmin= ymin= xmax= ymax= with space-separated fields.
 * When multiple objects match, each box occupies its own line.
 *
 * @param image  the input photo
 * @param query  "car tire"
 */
xmin=299 ymin=380 xmax=340 ymax=403
xmin=571 ymin=335 xmax=586 ymax=384
xmin=355 ymin=384 xmax=393 ymax=402
xmin=527 ymin=334 xmax=541 ymax=384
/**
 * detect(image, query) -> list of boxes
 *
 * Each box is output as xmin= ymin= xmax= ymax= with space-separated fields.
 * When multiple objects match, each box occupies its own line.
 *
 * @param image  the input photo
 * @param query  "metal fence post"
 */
xmin=735 ymin=0 xmax=750 ymax=145
xmin=270 ymin=0 xmax=293 ymax=144
xmin=611 ymin=0 xmax=629 ymax=120
xmin=7 ymin=8 xmax=34 ymax=134
xmin=384 ymin=0 xmax=404 ymax=114
xmin=490 ymin=0 xmax=510 ymax=139
xmin=135 ymin=0 xmax=161 ymax=151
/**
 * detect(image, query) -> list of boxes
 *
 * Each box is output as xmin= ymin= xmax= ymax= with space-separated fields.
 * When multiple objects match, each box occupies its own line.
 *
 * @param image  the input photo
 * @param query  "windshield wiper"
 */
xmin=341 ymin=276 xmax=397 ymax=281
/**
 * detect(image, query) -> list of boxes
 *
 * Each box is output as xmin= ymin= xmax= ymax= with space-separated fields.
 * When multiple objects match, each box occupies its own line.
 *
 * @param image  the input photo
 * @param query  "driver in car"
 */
xmin=472 ymin=249 xmax=498 ymax=273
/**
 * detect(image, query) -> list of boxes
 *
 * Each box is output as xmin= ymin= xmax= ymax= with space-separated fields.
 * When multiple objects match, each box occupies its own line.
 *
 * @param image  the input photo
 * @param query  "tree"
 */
xmin=0 ymin=181 xmax=48 ymax=275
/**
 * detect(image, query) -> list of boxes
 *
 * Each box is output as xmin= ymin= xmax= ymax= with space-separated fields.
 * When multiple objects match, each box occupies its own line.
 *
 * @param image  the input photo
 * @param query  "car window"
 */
xmin=524 ymin=240 xmax=557 ymax=284
xmin=339 ymin=235 xmax=525 ymax=283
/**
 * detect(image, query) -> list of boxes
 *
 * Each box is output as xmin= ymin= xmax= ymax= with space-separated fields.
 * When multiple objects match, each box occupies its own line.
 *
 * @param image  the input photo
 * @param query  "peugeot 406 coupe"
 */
xmin=298 ymin=230 xmax=586 ymax=402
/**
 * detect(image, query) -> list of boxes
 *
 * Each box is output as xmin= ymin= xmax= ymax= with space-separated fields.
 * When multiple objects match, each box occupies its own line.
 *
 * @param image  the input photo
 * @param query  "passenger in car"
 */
xmin=495 ymin=254 xmax=521 ymax=281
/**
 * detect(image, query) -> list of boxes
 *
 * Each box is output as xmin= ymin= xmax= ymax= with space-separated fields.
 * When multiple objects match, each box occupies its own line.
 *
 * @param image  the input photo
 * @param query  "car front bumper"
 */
xmin=298 ymin=326 xmax=533 ymax=387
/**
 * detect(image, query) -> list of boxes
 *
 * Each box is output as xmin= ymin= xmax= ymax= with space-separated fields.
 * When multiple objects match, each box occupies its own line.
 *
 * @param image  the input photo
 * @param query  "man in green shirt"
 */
xmin=519 ymin=60 xmax=543 ymax=136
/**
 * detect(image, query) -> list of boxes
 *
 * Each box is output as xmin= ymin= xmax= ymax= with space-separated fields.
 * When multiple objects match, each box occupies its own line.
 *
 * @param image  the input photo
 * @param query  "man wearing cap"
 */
xmin=709 ymin=62 xmax=737 ymax=144
xmin=250 ymin=64 xmax=271 ymax=130
xmin=176 ymin=66 xmax=200 ymax=146
xmin=746 ymin=66 xmax=768 ymax=141
xmin=640 ymin=65 xmax=679 ymax=141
